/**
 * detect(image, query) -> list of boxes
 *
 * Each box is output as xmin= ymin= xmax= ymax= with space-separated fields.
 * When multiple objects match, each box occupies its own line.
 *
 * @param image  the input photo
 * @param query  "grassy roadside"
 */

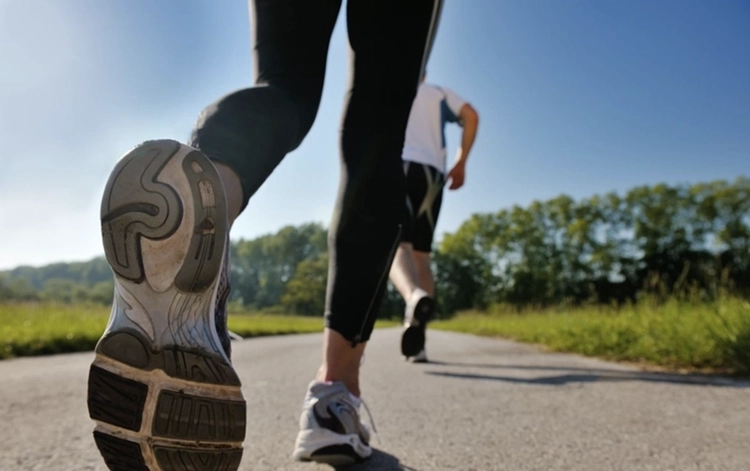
xmin=431 ymin=297 xmax=750 ymax=375
xmin=3 ymin=299 xmax=749 ymax=375
xmin=0 ymin=303 xmax=398 ymax=360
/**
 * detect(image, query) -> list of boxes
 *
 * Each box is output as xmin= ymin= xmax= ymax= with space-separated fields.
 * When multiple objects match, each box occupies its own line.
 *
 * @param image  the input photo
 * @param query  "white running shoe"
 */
xmin=87 ymin=140 xmax=246 ymax=471
xmin=292 ymin=381 xmax=373 ymax=465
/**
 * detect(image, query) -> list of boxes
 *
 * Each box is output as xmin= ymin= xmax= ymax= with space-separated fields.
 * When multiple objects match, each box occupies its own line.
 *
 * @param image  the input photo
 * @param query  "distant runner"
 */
xmin=390 ymin=76 xmax=479 ymax=362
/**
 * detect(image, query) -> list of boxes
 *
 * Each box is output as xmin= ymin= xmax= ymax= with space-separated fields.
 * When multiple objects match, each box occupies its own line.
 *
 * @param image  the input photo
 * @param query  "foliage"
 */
xmin=280 ymin=253 xmax=329 ymax=315
xmin=3 ymin=177 xmax=749 ymax=320
xmin=228 ymin=223 xmax=328 ymax=309
xmin=0 ymin=273 xmax=114 ymax=305
xmin=433 ymin=177 xmax=750 ymax=312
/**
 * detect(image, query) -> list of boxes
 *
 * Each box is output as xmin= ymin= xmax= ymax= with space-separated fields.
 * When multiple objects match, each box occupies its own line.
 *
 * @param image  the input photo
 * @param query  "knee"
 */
xmin=191 ymin=86 xmax=299 ymax=156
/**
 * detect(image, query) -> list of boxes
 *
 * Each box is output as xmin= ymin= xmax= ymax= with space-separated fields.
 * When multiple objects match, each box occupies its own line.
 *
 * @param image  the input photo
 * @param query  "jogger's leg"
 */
xmin=190 ymin=0 xmax=343 ymax=226
xmin=389 ymin=242 xmax=423 ymax=300
xmin=324 ymin=0 xmax=444 ymax=345
xmin=320 ymin=0 xmax=442 ymax=393
xmin=295 ymin=1 xmax=444 ymax=463
xmin=413 ymin=250 xmax=436 ymax=296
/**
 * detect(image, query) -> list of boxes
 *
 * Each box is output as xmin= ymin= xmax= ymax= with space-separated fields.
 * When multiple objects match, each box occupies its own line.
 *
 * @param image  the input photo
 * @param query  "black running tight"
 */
xmin=190 ymin=0 xmax=443 ymax=344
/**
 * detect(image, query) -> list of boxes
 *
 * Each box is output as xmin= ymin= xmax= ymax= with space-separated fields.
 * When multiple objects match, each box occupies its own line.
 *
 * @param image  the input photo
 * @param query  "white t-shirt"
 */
xmin=402 ymin=83 xmax=467 ymax=175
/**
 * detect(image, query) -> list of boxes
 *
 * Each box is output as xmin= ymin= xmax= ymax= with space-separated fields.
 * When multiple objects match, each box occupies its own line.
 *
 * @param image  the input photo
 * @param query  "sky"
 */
xmin=0 ymin=0 xmax=748 ymax=270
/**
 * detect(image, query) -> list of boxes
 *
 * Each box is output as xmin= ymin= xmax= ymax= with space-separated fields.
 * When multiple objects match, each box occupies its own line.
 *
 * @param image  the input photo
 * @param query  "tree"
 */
xmin=87 ymin=280 xmax=115 ymax=305
xmin=433 ymin=178 xmax=750 ymax=311
xmin=433 ymin=215 xmax=495 ymax=315
xmin=229 ymin=223 xmax=327 ymax=308
xmin=41 ymin=279 xmax=81 ymax=303
xmin=0 ymin=275 xmax=39 ymax=302
xmin=281 ymin=254 xmax=329 ymax=315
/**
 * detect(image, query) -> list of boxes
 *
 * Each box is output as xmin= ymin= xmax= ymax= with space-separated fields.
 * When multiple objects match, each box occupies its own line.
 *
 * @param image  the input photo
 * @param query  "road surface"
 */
xmin=1 ymin=328 xmax=748 ymax=471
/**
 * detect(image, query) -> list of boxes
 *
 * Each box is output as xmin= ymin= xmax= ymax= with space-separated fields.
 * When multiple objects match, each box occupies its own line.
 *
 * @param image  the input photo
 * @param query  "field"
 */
xmin=432 ymin=296 xmax=750 ymax=375
xmin=0 ymin=303 xmax=397 ymax=360
xmin=2 ymin=299 xmax=749 ymax=375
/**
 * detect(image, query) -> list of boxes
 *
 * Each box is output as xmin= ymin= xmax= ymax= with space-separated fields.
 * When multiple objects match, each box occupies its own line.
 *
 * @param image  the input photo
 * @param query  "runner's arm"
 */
xmin=455 ymin=103 xmax=478 ymax=166
xmin=446 ymin=103 xmax=478 ymax=190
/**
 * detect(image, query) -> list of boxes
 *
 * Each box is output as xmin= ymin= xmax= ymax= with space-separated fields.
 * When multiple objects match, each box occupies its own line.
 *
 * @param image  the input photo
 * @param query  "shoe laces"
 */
xmin=358 ymin=395 xmax=379 ymax=443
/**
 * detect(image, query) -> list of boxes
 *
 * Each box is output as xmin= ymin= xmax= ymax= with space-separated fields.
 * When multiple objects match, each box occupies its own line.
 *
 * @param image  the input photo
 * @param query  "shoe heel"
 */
xmin=100 ymin=139 xmax=227 ymax=293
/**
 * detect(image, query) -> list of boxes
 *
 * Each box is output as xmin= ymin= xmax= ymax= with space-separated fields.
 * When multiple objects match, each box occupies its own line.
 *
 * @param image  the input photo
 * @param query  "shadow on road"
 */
xmin=422 ymin=360 xmax=750 ymax=388
xmin=333 ymin=449 xmax=419 ymax=471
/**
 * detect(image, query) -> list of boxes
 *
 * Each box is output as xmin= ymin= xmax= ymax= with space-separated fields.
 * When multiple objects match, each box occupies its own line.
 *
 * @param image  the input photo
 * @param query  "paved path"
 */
xmin=1 ymin=328 xmax=748 ymax=471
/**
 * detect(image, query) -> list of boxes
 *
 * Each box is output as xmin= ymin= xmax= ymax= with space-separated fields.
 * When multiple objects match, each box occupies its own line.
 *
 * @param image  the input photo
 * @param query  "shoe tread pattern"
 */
xmin=93 ymin=432 xmax=149 ymax=471
xmin=98 ymin=330 xmax=240 ymax=386
xmin=174 ymin=151 xmax=228 ymax=293
xmin=153 ymin=446 xmax=243 ymax=471
xmin=93 ymin=141 xmax=243 ymax=470
xmin=101 ymin=141 xmax=228 ymax=295
xmin=153 ymin=389 xmax=246 ymax=442
xmin=88 ymin=365 xmax=148 ymax=432
xmin=101 ymin=140 xmax=183 ymax=284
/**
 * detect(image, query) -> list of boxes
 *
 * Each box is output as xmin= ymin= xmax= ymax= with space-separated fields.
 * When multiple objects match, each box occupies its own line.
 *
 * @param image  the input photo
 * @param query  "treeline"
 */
xmin=226 ymin=224 xmax=405 ymax=318
xmin=0 ymin=258 xmax=114 ymax=305
xmin=3 ymin=178 xmax=749 ymax=318
xmin=0 ymin=223 xmax=406 ymax=319
xmin=437 ymin=177 xmax=750 ymax=313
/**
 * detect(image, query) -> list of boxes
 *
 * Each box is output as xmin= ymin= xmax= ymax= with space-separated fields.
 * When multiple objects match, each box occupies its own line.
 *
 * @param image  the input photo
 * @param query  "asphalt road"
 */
xmin=1 ymin=328 xmax=748 ymax=471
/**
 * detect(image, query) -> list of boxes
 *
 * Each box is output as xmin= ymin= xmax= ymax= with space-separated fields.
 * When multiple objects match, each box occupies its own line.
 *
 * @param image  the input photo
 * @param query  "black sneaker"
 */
xmin=401 ymin=289 xmax=434 ymax=358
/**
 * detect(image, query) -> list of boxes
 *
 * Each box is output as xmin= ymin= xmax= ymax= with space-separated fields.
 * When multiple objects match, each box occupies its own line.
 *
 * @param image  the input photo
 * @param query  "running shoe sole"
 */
xmin=400 ymin=296 xmax=434 ymax=358
xmin=87 ymin=140 xmax=246 ymax=471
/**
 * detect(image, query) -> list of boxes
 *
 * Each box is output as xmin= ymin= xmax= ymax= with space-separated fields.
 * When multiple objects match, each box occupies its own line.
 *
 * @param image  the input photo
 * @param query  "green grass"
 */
xmin=227 ymin=314 xmax=398 ymax=338
xmin=0 ymin=303 xmax=398 ymax=360
xmin=0 ymin=303 xmax=109 ymax=359
xmin=5 ymin=299 xmax=749 ymax=374
xmin=432 ymin=297 xmax=750 ymax=375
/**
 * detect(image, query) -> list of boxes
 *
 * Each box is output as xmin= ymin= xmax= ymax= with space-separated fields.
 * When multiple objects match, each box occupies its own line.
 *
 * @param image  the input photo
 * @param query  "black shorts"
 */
xmin=401 ymin=161 xmax=445 ymax=252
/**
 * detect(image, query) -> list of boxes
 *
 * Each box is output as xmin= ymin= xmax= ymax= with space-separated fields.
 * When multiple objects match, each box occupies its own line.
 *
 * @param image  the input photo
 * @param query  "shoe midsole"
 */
xmin=293 ymin=428 xmax=372 ymax=460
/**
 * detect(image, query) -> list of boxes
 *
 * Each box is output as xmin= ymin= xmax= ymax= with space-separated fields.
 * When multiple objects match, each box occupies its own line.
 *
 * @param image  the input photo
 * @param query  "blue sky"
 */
xmin=0 ymin=0 xmax=748 ymax=269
